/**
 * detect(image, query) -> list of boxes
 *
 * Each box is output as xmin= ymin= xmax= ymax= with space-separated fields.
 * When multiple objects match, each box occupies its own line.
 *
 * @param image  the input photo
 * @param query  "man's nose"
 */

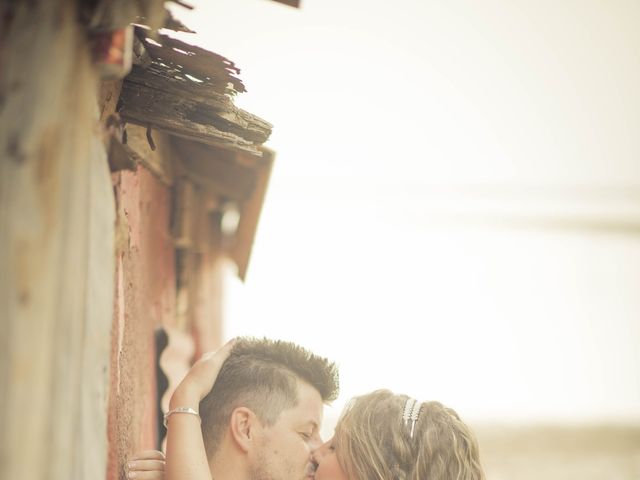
xmin=308 ymin=432 xmax=323 ymax=452
xmin=311 ymin=438 xmax=330 ymax=461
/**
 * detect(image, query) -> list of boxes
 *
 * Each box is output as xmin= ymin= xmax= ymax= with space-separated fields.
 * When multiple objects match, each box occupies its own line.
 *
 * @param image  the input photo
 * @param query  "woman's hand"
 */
xmin=127 ymin=450 xmax=165 ymax=480
xmin=170 ymin=339 xmax=235 ymax=410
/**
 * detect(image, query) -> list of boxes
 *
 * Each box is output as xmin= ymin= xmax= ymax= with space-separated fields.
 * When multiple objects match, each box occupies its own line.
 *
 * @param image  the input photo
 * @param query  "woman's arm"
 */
xmin=165 ymin=341 xmax=235 ymax=480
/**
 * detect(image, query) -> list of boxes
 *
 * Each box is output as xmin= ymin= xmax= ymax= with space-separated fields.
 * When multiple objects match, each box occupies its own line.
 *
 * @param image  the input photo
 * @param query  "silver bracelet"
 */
xmin=163 ymin=406 xmax=200 ymax=428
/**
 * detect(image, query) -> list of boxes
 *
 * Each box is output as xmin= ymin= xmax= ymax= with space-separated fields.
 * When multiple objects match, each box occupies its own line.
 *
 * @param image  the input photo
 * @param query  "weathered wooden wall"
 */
xmin=105 ymin=144 xmax=229 ymax=475
xmin=0 ymin=2 xmax=114 ymax=480
xmin=106 ymin=165 xmax=179 ymax=480
xmin=1 ymin=4 xmax=264 ymax=480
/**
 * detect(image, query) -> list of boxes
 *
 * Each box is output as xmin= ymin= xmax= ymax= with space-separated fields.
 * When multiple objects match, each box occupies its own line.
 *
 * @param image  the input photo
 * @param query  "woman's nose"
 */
xmin=312 ymin=438 xmax=332 ymax=462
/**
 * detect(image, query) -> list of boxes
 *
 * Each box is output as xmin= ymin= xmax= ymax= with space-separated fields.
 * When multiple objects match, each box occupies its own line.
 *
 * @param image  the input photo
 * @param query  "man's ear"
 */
xmin=229 ymin=407 xmax=259 ymax=453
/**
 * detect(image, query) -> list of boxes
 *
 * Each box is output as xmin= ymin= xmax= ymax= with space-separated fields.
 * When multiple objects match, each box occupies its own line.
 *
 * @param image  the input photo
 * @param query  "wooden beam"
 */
xmin=171 ymin=137 xmax=258 ymax=202
xmin=119 ymin=65 xmax=271 ymax=156
xmin=136 ymin=30 xmax=245 ymax=95
xmin=231 ymin=148 xmax=275 ymax=280
xmin=124 ymin=124 xmax=175 ymax=185
xmin=169 ymin=138 xmax=274 ymax=280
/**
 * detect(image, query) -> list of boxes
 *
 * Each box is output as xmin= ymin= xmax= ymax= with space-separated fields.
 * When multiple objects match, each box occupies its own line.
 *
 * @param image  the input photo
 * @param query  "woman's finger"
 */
xmin=128 ymin=459 xmax=165 ymax=472
xmin=129 ymin=450 xmax=165 ymax=461
xmin=127 ymin=470 xmax=164 ymax=480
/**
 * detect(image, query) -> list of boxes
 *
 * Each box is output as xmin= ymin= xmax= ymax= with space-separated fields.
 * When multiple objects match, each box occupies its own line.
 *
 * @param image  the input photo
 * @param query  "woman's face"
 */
xmin=312 ymin=437 xmax=349 ymax=480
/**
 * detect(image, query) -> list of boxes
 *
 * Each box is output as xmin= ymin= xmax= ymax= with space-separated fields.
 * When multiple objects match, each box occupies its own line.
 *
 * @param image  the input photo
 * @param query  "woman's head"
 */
xmin=314 ymin=390 xmax=485 ymax=480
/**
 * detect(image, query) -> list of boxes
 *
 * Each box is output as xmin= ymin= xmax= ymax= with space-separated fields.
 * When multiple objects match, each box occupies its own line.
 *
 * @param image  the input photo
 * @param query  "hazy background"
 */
xmin=171 ymin=1 xmax=640 ymax=476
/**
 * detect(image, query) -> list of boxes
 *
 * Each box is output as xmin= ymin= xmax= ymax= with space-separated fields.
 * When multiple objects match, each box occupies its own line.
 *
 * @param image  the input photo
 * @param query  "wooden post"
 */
xmin=0 ymin=2 xmax=114 ymax=480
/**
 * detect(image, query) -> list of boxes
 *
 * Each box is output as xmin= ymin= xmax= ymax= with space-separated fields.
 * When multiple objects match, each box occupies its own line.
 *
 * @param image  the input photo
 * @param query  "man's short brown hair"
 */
xmin=199 ymin=337 xmax=339 ymax=458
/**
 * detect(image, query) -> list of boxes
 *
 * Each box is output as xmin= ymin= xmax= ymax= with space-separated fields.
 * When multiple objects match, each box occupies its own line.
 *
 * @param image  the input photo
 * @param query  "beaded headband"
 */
xmin=402 ymin=397 xmax=423 ymax=438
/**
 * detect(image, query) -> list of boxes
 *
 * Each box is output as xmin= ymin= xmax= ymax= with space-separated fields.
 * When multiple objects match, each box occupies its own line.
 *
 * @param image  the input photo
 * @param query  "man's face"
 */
xmin=249 ymin=379 xmax=323 ymax=480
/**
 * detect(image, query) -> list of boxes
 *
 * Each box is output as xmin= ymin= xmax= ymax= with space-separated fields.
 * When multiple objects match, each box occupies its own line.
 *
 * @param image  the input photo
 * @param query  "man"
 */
xmin=133 ymin=338 xmax=339 ymax=480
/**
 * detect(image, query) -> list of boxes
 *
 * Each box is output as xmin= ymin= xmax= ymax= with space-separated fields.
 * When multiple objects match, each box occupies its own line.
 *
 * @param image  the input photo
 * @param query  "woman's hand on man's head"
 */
xmin=170 ymin=339 xmax=236 ymax=409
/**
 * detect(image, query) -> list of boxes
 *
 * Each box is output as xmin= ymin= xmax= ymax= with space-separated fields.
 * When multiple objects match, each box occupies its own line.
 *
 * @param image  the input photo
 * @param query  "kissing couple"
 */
xmin=128 ymin=337 xmax=485 ymax=480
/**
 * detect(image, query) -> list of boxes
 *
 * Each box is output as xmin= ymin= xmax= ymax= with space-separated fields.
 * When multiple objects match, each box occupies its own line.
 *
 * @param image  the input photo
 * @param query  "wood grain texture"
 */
xmin=119 ymin=69 xmax=271 ymax=155
xmin=124 ymin=124 xmax=176 ymax=185
xmin=106 ymin=166 xmax=177 ymax=480
xmin=0 ymin=2 xmax=114 ymax=480
xmin=119 ymin=31 xmax=272 ymax=156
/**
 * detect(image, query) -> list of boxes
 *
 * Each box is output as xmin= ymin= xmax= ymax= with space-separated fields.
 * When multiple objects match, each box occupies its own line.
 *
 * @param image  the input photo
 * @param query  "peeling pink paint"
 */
xmin=106 ymin=166 xmax=177 ymax=480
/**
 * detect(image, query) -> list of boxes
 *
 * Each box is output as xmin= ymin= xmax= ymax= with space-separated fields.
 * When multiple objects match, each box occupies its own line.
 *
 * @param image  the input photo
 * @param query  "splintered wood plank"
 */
xmin=119 ymin=66 xmax=271 ymax=155
xmin=119 ymin=83 xmax=264 ymax=155
xmin=136 ymin=29 xmax=246 ymax=95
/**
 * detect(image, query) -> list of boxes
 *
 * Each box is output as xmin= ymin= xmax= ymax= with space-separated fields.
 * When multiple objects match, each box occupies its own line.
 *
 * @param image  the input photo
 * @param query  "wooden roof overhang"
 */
xmin=110 ymin=28 xmax=274 ymax=280
xmin=119 ymin=28 xmax=272 ymax=156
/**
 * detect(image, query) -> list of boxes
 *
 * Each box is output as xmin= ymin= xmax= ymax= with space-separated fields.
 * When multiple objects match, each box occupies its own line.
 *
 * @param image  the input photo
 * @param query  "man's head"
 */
xmin=200 ymin=337 xmax=339 ymax=480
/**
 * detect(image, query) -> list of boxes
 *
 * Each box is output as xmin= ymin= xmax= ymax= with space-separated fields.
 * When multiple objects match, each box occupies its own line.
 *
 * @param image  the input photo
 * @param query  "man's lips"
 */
xmin=304 ymin=463 xmax=317 ymax=477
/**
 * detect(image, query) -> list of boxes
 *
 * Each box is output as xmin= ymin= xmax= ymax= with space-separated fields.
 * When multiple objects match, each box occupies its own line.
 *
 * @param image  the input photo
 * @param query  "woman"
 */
xmin=128 ymin=342 xmax=485 ymax=480
xmin=312 ymin=390 xmax=484 ymax=479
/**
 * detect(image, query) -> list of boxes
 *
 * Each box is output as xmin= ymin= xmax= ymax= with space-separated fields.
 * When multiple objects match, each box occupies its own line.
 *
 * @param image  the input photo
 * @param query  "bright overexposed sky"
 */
xmin=170 ymin=0 xmax=640 ymax=428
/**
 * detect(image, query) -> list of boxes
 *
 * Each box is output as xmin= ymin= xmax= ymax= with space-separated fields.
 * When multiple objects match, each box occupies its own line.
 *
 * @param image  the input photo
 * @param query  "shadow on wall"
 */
xmin=475 ymin=424 xmax=640 ymax=480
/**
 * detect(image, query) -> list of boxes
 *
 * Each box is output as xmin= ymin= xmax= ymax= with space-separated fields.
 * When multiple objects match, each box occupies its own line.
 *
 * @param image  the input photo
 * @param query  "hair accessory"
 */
xmin=402 ymin=398 xmax=416 ymax=423
xmin=163 ymin=406 xmax=200 ymax=427
xmin=402 ymin=398 xmax=423 ymax=438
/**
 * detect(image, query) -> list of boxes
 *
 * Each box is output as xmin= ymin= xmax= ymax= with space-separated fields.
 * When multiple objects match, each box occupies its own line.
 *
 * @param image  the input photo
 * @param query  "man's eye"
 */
xmin=300 ymin=432 xmax=312 ymax=440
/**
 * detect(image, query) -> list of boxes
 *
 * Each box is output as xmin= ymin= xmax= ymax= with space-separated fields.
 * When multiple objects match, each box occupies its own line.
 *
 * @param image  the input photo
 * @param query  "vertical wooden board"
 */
xmin=172 ymin=179 xmax=197 ymax=249
xmin=0 ymin=2 xmax=113 ymax=480
xmin=75 ymin=133 xmax=116 ymax=479
xmin=106 ymin=165 xmax=178 ymax=479
xmin=175 ymin=249 xmax=196 ymax=330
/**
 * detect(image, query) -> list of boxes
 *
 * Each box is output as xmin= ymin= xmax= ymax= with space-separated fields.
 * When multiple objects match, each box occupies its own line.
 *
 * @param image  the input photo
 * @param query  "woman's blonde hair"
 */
xmin=333 ymin=390 xmax=485 ymax=480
